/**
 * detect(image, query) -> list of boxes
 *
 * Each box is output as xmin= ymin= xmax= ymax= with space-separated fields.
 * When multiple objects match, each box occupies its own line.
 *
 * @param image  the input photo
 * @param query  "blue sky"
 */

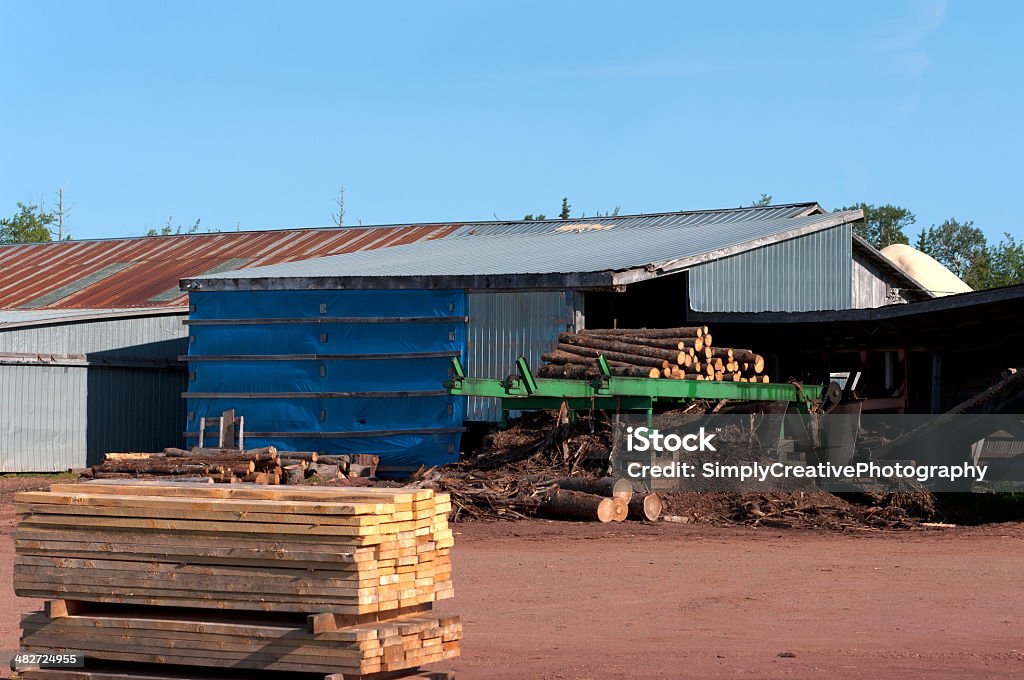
xmin=1 ymin=0 xmax=1021 ymax=242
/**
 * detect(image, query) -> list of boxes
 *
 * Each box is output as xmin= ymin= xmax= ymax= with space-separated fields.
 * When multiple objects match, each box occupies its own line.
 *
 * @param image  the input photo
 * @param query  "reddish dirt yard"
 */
xmin=3 ymin=503 xmax=1023 ymax=679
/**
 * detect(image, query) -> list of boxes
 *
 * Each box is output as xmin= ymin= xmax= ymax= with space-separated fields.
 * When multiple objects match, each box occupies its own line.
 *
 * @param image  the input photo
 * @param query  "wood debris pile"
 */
xmin=415 ymin=410 xmax=661 ymax=523
xmin=412 ymin=408 xmax=939 ymax=530
xmin=660 ymin=489 xmax=939 ymax=530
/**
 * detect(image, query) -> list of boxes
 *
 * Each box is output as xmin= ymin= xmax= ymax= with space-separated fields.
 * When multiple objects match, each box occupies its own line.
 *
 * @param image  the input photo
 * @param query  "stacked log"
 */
xmin=88 ymin=447 xmax=353 ymax=485
xmin=538 ymin=327 xmax=770 ymax=383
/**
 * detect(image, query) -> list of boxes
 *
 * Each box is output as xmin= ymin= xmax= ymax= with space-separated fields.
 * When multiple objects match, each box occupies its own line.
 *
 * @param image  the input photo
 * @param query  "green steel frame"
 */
xmin=446 ymin=356 xmax=823 ymax=425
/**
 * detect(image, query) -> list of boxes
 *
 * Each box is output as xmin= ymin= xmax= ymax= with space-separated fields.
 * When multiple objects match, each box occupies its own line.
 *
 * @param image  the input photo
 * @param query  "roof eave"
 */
xmin=181 ymin=271 xmax=620 ymax=293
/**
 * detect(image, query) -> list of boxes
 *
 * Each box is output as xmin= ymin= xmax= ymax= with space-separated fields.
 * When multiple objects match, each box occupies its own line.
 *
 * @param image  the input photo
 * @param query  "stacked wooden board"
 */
xmin=538 ymin=326 xmax=770 ymax=383
xmin=13 ymin=481 xmax=460 ymax=678
xmin=19 ymin=608 xmax=461 ymax=677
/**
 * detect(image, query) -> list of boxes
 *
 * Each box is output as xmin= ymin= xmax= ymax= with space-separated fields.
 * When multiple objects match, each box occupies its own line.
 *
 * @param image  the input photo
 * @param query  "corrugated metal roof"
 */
xmin=445 ymin=203 xmax=822 ymax=237
xmin=0 ymin=224 xmax=461 ymax=309
xmin=0 ymin=203 xmax=822 ymax=310
xmin=191 ymin=210 xmax=861 ymax=290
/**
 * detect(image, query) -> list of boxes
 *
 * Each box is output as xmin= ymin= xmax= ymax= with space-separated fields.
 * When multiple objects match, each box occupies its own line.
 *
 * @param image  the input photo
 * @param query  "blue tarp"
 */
xmin=185 ymin=289 xmax=465 ymax=471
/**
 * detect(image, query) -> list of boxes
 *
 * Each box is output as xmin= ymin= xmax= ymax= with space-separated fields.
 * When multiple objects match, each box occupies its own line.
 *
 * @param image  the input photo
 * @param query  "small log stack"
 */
xmin=538 ymin=326 xmax=770 ymax=383
xmin=88 ymin=447 xmax=356 ymax=485
xmin=531 ymin=477 xmax=661 ymax=523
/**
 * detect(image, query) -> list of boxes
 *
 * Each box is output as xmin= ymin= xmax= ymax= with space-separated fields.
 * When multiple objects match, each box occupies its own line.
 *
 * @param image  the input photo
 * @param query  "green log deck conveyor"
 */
xmin=446 ymin=356 xmax=826 ymax=426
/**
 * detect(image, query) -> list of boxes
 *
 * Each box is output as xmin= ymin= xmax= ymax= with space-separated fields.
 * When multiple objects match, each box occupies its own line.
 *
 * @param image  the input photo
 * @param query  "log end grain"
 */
xmin=610 ymin=497 xmax=628 ymax=522
xmin=628 ymin=493 xmax=663 ymax=522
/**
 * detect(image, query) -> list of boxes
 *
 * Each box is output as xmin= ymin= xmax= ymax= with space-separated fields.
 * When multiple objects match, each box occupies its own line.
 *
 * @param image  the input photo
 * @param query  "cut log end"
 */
xmin=610 ymin=497 xmax=628 ymax=522
xmin=628 ymin=493 xmax=663 ymax=522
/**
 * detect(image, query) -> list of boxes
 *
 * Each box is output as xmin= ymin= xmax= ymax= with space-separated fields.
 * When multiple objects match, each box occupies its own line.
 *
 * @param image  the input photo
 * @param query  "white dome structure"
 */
xmin=879 ymin=244 xmax=973 ymax=297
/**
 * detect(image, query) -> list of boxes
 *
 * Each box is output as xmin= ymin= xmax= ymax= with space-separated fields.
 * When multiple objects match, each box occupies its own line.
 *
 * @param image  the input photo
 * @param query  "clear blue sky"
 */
xmin=1 ymin=1 xmax=1021 ymax=242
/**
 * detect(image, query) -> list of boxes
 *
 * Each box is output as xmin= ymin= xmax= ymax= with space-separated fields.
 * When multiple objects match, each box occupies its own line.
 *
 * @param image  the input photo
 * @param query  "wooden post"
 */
xmin=220 ymin=409 xmax=236 ymax=449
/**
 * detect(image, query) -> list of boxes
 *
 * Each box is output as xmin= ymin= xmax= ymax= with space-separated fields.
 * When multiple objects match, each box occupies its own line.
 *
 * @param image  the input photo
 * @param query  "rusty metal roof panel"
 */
xmin=0 ymin=224 xmax=458 ymax=309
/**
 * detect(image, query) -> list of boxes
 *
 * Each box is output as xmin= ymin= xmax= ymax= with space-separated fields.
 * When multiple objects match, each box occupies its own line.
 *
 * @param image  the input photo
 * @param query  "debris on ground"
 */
xmin=412 ymin=408 xmax=945 ymax=530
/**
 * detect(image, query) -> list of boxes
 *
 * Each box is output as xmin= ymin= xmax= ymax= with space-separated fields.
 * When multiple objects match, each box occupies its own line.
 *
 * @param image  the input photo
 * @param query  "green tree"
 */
xmin=839 ymin=203 xmax=914 ymax=249
xmin=522 ymin=214 xmax=546 ymax=221
xmin=0 ymin=202 xmax=55 ymax=244
xmin=917 ymin=218 xmax=990 ymax=287
xmin=585 ymin=206 xmax=621 ymax=217
xmin=147 ymin=217 xmax=202 ymax=236
xmin=750 ymin=193 xmax=772 ymax=207
xmin=560 ymin=197 xmax=571 ymax=220
xmin=985 ymin=234 xmax=1024 ymax=288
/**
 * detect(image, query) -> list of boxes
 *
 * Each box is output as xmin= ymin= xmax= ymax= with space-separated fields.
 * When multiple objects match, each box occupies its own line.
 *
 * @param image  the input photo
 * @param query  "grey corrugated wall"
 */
xmin=465 ymin=291 xmax=580 ymax=421
xmin=0 ymin=315 xmax=185 ymax=356
xmin=0 ymin=314 xmax=188 ymax=472
xmin=688 ymin=224 xmax=854 ymax=312
xmin=0 ymin=364 xmax=86 ymax=472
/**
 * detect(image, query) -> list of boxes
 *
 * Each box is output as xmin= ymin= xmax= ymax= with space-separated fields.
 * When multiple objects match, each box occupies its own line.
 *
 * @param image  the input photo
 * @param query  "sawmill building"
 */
xmin=0 ymin=203 xmax=936 ymax=471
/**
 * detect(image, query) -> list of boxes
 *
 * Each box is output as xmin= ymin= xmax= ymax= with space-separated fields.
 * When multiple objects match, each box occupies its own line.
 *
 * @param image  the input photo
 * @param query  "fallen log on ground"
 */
xmin=628 ymin=493 xmax=663 ymax=521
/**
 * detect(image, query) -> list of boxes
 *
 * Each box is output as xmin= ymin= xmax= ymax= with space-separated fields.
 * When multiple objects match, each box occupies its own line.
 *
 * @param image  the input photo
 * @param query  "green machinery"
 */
xmin=446 ymin=356 xmax=827 ymax=425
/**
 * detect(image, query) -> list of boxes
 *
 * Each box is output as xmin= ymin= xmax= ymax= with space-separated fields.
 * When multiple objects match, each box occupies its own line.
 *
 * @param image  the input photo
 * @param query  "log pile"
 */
xmin=86 ymin=448 xmax=379 ymax=485
xmin=539 ymin=326 xmax=770 ymax=383
xmin=13 ymin=481 xmax=460 ymax=678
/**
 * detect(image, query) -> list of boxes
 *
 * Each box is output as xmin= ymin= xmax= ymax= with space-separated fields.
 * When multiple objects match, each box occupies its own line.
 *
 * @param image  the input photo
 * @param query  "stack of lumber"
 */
xmin=538 ymin=326 xmax=770 ymax=383
xmin=85 ymin=447 xmax=366 ymax=485
xmin=13 ymin=481 xmax=460 ymax=678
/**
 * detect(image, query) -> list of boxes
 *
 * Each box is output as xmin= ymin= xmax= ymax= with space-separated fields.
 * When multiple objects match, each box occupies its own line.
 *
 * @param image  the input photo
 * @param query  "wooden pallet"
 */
xmin=16 ymin=665 xmax=455 ymax=680
xmin=20 ymin=601 xmax=460 ymax=677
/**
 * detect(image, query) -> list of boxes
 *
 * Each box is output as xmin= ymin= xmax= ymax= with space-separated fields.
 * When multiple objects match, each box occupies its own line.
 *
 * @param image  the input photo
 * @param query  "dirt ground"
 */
xmin=2 ymin=504 xmax=1023 ymax=679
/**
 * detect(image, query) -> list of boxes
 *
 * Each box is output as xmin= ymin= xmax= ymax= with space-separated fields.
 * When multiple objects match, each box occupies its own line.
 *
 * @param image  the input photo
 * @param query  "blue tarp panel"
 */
xmin=185 ymin=290 xmax=465 ymax=471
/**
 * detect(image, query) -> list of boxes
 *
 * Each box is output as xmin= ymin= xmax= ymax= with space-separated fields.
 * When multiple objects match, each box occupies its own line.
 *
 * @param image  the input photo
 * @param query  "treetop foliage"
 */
xmin=0 ymin=202 xmax=56 ymax=244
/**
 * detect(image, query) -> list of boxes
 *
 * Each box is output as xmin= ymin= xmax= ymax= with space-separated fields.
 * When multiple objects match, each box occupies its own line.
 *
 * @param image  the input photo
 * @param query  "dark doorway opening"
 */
xmin=582 ymin=273 xmax=688 ymax=330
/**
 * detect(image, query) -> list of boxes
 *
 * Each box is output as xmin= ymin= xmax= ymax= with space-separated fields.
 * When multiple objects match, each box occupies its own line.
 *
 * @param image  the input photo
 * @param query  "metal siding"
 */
xmin=465 ymin=291 xmax=579 ymax=421
xmin=0 ymin=364 xmax=86 ymax=472
xmin=688 ymin=224 xmax=853 ymax=312
xmin=85 ymin=367 xmax=188 ymax=466
xmin=0 ymin=313 xmax=189 ymax=471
